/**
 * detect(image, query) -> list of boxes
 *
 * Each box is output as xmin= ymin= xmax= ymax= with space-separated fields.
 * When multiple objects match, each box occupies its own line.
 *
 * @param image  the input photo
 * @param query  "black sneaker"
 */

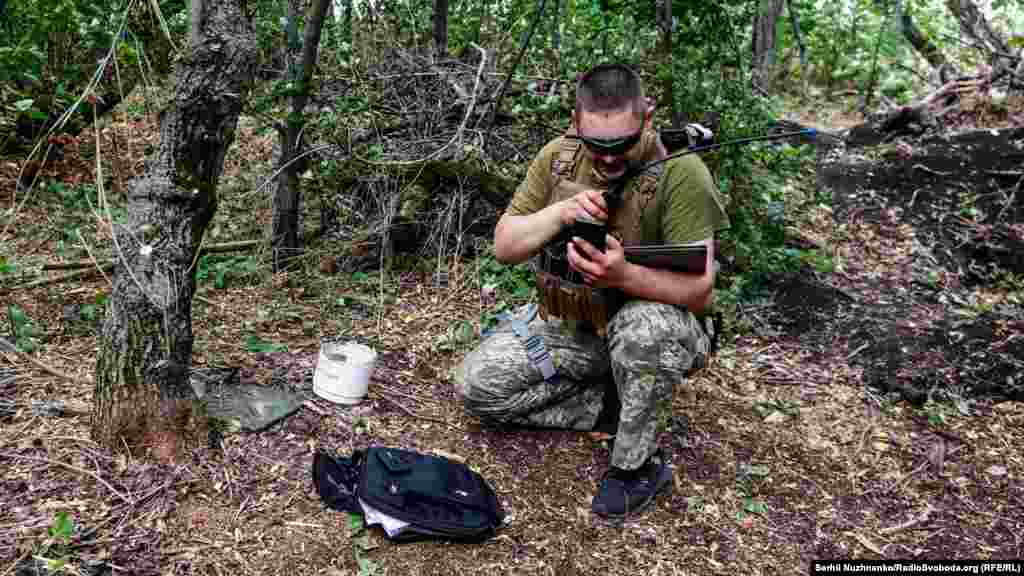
xmin=591 ymin=451 xmax=673 ymax=518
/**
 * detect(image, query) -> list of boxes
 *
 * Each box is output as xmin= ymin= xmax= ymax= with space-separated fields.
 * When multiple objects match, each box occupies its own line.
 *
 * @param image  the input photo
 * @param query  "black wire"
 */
xmin=603 ymin=129 xmax=817 ymax=207
xmin=635 ymin=129 xmax=815 ymax=175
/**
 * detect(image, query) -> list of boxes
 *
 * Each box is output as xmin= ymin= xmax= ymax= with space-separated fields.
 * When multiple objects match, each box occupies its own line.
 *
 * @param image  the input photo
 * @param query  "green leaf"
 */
xmin=244 ymin=334 xmax=287 ymax=353
xmin=214 ymin=266 xmax=228 ymax=289
xmin=748 ymin=464 xmax=770 ymax=477
xmin=9 ymin=305 xmax=27 ymax=325
xmin=455 ymin=320 xmax=475 ymax=344
xmin=13 ymin=98 xmax=33 ymax=112
xmin=16 ymin=338 xmax=36 ymax=353
xmin=48 ymin=511 xmax=74 ymax=541
xmin=352 ymin=271 xmax=369 ymax=282
xmin=348 ymin=512 xmax=364 ymax=533
xmin=356 ymin=555 xmax=379 ymax=576
xmin=743 ymin=497 xmax=768 ymax=515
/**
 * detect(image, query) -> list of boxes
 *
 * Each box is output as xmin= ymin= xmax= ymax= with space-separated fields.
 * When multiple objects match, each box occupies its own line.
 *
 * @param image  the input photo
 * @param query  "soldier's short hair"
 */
xmin=575 ymin=63 xmax=646 ymax=119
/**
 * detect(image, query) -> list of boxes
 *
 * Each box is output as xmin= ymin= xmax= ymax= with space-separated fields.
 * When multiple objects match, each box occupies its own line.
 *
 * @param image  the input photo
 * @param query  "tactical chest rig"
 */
xmin=533 ymin=128 xmax=663 ymax=336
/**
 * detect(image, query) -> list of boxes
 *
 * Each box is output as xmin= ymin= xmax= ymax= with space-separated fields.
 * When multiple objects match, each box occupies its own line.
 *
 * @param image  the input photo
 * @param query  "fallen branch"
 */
xmin=455 ymin=44 xmax=488 ymax=151
xmin=375 ymin=380 xmax=436 ymax=405
xmin=372 ymin=392 xmax=457 ymax=430
xmin=913 ymin=164 xmax=952 ymax=177
xmin=434 ymin=65 xmax=470 ymax=100
xmin=7 ymin=263 xmax=113 ymax=291
xmin=0 ymin=338 xmax=85 ymax=383
xmin=41 ymin=239 xmax=260 ymax=271
xmin=995 ymin=174 xmax=1022 ymax=222
xmin=1 ymin=452 xmax=131 ymax=504
xmin=892 ymin=460 xmax=930 ymax=493
xmin=878 ymin=505 xmax=933 ymax=534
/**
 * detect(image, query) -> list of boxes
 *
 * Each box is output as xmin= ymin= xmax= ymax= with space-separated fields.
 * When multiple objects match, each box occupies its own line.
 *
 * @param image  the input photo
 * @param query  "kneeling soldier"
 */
xmin=454 ymin=63 xmax=728 ymax=519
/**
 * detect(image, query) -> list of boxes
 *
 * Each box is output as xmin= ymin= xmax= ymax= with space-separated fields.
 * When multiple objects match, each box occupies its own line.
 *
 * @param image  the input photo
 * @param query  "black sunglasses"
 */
xmin=572 ymin=129 xmax=643 ymax=157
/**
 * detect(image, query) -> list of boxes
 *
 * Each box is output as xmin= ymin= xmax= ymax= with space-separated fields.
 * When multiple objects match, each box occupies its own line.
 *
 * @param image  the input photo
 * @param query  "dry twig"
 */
xmin=0 ymin=339 xmax=85 ymax=383
xmin=372 ymin=392 xmax=456 ymax=429
xmin=2 ymin=452 xmax=131 ymax=504
xmin=994 ymin=174 xmax=1022 ymax=222
xmin=878 ymin=505 xmax=934 ymax=534
xmin=7 ymin=263 xmax=114 ymax=291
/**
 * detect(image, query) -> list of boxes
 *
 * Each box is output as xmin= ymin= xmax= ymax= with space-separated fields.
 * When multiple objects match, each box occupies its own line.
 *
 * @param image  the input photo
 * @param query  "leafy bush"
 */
xmin=477 ymin=249 xmax=534 ymax=331
xmin=195 ymin=254 xmax=260 ymax=289
xmin=7 ymin=305 xmax=40 ymax=353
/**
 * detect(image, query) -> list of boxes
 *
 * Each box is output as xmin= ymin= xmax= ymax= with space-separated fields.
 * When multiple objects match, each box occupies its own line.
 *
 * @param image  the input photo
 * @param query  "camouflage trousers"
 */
xmin=454 ymin=300 xmax=712 ymax=470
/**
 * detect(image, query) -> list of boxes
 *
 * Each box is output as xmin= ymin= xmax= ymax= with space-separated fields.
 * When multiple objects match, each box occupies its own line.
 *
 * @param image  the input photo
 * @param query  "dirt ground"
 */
xmin=0 ymin=95 xmax=1022 ymax=575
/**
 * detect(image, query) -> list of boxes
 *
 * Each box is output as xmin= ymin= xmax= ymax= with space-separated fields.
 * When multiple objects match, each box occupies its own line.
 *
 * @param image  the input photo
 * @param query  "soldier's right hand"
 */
xmin=560 ymin=188 xmax=608 ymax=227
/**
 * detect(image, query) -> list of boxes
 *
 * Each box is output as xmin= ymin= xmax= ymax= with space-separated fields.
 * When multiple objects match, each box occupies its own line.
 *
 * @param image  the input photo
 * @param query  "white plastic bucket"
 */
xmin=313 ymin=342 xmax=377 ymax=405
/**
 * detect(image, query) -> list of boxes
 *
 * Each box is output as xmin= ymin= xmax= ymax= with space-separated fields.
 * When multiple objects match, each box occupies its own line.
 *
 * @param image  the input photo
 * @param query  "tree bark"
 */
xmin=551 ymin=0 xmax=561 ymax=52
xmin=271 ymin=0 xmax=331 ymax=272
xmin=91 ymin=0 xmax=257 ymax=455
xmin=344 ymin=0 xmax=352 ymax=40
xmin=751 ymin=0 xmax=785 ymax=92
xmin=433 ymin=0 xmax=449 ymax=58
xmin=945 ymin=0 xmax=1010 ymax=60
xmin=785 ymin=0 xmax=807 ymax=76
xmin=656 ymin=0 xmax=679 ymax=127
xmin=488 ymin=0 xmax=547 ymax=129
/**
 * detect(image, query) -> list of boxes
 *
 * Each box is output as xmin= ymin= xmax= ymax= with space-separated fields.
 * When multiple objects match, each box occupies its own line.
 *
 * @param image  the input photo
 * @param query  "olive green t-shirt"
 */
xmin=506 ymin=136 xmax=729 ymax=245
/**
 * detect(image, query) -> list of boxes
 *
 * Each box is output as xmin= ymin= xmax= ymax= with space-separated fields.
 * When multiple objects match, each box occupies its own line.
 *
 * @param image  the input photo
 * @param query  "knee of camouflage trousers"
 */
xmin=605 ymin=300 xmax=711 ymax=469
xmin=607 ymin=300 xmax=711 ymax=373
xmin=453 ymin=305 xmax=610 ymax=426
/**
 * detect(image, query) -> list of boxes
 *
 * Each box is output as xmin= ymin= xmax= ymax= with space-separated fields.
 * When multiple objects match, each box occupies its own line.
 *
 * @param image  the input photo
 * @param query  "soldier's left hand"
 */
xmin=568 ymin=234 xmax=627 ymax=288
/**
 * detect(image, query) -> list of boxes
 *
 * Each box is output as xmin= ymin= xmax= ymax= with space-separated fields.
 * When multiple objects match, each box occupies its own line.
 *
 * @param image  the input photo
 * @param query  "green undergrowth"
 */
xmin=714 ymin=136 xmax=824 ymax=337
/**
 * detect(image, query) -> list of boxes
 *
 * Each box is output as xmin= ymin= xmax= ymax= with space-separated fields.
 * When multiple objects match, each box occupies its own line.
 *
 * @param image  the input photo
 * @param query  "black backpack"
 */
xmin=313 ymin=446 xmax=505 ymax=542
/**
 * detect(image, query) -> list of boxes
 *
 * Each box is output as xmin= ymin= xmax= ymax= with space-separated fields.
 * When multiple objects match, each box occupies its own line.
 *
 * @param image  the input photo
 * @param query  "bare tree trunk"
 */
xmin=785 ymin=0 xmax=807 ymax=79
xmin=271 ymin=0 xmax=332 ymax=272
xmin=656 ymin=0 xmax=678 ymax=127
xmin=344 ymin=0 xmax=352 ymax=38
xmin=92 ymin=0 xmax=256 ymax=455
xmin=751 ymin=0 xmax=785 ymax=92
xmin=551 ymin=0 xmax=560 ymax=51
xmin=945 ymin=0 xmax=1010 ymax=60
xmin=433 ymin=0 xmax=449 ymax=58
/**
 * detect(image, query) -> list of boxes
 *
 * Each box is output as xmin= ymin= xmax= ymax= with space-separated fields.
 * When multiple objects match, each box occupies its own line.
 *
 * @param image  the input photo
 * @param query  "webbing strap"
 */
xmin=551 ymin=129 xmax=582 ymax=180
xmin=509 ymin=305 xmax=556 ymax=380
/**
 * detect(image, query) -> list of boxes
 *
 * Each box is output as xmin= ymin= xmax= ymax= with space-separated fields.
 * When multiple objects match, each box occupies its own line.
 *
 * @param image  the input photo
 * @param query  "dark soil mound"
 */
xmin=860 ymin=311 xmax=1024 ymax=404
xmin=769 ymin=272 xmax=852 ymax=336
xmin=806 ymin=126 xmax=1024 ymax=402
xmin=823 ymin=127 xmax=1024 ymax=283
